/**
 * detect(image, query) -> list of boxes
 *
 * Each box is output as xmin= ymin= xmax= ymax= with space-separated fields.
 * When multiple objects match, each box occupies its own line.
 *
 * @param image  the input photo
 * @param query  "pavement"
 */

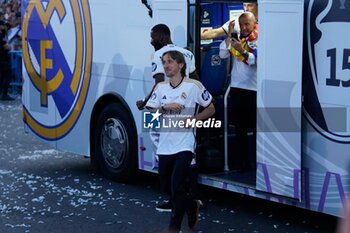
xmin=0 ymin=99 xmax=338 ymax=233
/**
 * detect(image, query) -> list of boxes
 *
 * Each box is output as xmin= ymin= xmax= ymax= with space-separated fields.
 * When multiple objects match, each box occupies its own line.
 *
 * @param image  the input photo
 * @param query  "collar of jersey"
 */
xmin=169 ymin=76 xmax=185 ymax=89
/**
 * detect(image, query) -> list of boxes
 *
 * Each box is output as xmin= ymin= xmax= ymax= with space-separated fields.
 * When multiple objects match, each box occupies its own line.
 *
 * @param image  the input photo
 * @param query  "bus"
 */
xmin=21 ymin=0 xmax=350 ymax=217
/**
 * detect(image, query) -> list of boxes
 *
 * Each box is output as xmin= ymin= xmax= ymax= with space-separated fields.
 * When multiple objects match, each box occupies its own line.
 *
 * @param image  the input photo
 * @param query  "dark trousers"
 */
xmin=0 ymin=65 xmax=12 ymax=97
xmin=228 ymin=87 xmax=257 ymax=170
xmin=158 ymin=151 xmax=194 ymax=231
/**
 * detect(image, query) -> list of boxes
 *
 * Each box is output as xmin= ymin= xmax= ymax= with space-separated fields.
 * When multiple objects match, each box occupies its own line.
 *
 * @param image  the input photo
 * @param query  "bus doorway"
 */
xmin=192 ymin=0 xmax=304 ymax=200
xmin=192 ymin=0 xmax=257 ymax=188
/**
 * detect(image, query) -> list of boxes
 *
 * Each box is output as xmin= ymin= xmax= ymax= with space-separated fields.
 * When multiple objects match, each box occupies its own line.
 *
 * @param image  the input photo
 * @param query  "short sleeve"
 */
xmin=221 ymin=20 xmax=230 ymax=35
xmin=187 ymin=51 xmax=196 ymax=74
xmin=222 ymin=19 xmax=241 ymax=35
xmin=151 ymin=53 xmax=164 ymax=77
xmin=195 ymin=82 xmax=213 ymax=108
xmin=145 ymin=86 xmax=161 ymax=109
xmin=180 ymin=48 xmax=196 ymax=75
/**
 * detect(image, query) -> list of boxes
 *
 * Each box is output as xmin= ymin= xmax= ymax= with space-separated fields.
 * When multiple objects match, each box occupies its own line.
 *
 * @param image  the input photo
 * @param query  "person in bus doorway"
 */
xmin=201 ymin=2 xmax=258 ymax=40
xmin=136 ymin=23 xmax=199 ymax=110
xmin=219 ymin=11 xmax=258 ymax=172
xmin=136 ymin=23 xmax=201 ymax=213
xmin=145 ymin=50 xmax=215 ymax=232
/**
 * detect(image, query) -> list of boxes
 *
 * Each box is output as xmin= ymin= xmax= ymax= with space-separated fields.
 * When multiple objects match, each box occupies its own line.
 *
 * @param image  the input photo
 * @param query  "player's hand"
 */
xmin=136 ymin=100 xmax=145 ymax=110
xmin=230 ymin=39 xmax=244 ymax=53
xmin=228 ymin=20 xmax=235 ymax=34
xmin=163 ymin=103 xmax=183 ymax=112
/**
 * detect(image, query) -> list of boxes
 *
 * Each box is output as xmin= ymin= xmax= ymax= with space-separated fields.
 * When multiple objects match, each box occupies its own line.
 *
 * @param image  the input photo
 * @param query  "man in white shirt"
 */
xmin=146 ymin=50 xmax=215 ymax=232
xmin=200 ymin=2 xmax=258 ymax=40
xmin=219 ymin=12 xmax=258 ymax=172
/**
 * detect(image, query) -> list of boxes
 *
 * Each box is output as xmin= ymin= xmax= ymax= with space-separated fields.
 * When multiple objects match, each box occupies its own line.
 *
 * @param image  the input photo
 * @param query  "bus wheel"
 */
xmin=94 ymin=103 xmax=137 ymax=181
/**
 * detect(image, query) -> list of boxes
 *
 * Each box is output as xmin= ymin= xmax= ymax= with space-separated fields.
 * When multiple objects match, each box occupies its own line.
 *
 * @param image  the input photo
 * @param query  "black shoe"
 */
xmin=155 ymin=201 xmax=172 ymax=212
xmin=187 ymin=200 xmax=200 ymax=229
xmin=1 ymin=95 xmax=15 ymax=101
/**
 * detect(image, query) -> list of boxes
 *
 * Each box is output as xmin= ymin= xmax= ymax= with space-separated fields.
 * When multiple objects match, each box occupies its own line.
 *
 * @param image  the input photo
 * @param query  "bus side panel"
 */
xmin=257 ymin=0 xmax=304 ymax=199
xmin=302 ymin=0 xmax=350 ymax=216
xmin=58 ymin=0 xmax=155 ymax=157
xmin=22 ymin=0 xmax=155 ymax=158
xmin=152 ymin=0 xmax=188 ymax=47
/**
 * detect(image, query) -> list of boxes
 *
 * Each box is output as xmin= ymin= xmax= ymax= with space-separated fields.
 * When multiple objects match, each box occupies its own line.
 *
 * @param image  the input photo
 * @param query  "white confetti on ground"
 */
xmin=18 ymin=154 xmax=44 ymax=160
xmin=0 ymin=204 xmax=7 ymax=212
xmin=5 ymin=224 xmax=31 ymax=228
xmin=33 ymin=149 xmax=59 ymax=155
xmin=0 ymin=170 xmax=12 ymax=175
xmin=32 ymin=196 xmax=45 ymax=203
xmin=18 ymin=149 xmax=61 ymax=160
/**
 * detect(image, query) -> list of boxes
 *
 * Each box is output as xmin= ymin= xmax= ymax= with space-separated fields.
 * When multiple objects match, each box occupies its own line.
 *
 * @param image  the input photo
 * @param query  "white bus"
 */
xmin=21 ymin=0 xmax=350 ymax=217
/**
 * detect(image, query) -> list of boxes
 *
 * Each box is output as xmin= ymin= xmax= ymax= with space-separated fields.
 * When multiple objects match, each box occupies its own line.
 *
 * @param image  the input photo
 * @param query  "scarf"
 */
xmin=230 ymin=24 xmax=258 ymax=64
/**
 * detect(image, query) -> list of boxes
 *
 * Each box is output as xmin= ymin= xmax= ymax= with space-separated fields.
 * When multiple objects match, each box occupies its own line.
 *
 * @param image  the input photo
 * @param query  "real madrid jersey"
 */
xmin=152 ymin=44 xmax=196 ymax=79
xmin=146 ymin=79 xmax=212 ymax=155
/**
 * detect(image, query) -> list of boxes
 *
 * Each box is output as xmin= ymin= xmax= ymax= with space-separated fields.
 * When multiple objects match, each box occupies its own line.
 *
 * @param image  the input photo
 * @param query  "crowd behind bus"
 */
xmin=0 ymin=0 xmax=21 ymax=101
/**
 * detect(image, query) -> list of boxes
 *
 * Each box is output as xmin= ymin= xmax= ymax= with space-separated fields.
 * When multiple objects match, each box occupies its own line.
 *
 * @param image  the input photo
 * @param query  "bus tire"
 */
xmin=94 ymin=103 xmax=138 ymax=182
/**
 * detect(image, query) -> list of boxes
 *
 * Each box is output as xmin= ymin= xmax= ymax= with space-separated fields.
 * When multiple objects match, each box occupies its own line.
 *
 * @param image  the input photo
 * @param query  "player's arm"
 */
xmin=193 ymin=83 xmax=215 ymax=120
xmin=153 ymin=73 xmax=165 ymax=84
xmin=201 ymin=27 xmax=226 ymax=40
xmin=194 ymin=102 xmax=215 ymax=120
xmin=136 ymin=74 xmax=165 ymax=110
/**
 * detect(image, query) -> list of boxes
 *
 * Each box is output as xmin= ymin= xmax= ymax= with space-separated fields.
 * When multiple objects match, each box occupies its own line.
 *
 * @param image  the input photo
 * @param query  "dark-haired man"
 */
xmin=136 ymin=23 xmax=198 ymax=110
xmin=146 ymin=50 xmax=215 ymax=232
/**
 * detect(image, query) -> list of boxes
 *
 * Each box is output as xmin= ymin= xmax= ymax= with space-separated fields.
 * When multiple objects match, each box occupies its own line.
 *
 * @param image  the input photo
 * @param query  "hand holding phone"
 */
xmin=231 ymin=32 xmax=239 ymax=41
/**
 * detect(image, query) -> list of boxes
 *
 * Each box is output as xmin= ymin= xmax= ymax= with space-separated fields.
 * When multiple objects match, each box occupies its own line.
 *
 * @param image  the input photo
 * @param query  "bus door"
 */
xmin=257 ymin=0 xmax=304 ymax=200
xmin=152 ymin=0 xmax=189 ymax=47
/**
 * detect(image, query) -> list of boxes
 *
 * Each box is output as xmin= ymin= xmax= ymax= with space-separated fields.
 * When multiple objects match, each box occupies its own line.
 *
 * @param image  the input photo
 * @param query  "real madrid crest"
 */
xmin=22 ymin=0 xmax=93 ymax=140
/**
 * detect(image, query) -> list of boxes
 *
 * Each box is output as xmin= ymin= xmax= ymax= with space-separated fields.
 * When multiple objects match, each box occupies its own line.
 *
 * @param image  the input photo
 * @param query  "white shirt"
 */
xmin=221 ymin=20 xmax=240 ymax=35
xmin=146 ymin=79 xmax=213 ymax=155
xmin=152 ymin=44 xmax=196 ymax=79
xmin=219 ymin=40 xmax=257 ymax=91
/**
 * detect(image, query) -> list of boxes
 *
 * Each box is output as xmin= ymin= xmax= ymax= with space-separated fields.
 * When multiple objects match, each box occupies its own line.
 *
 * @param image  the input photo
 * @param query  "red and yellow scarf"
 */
xmin=230 ymin=24 xmax=258 ymax=64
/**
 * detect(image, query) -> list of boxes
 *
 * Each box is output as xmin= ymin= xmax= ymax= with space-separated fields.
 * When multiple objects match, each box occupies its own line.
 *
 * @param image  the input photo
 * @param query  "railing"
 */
xmin=9 ymin=49 xmax=22 ymax=95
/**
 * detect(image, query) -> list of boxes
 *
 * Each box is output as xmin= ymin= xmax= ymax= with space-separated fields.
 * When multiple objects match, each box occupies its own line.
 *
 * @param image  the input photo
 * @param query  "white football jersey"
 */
xmin=146 ymin=79 xmax=212 ymax=155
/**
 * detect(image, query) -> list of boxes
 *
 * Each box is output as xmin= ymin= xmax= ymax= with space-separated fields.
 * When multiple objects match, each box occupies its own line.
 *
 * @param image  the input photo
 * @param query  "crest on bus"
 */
xmin=22 ymin=0 xmax=92 ymax=140
xmin=304 ymin=0 xmax=350 ymax=143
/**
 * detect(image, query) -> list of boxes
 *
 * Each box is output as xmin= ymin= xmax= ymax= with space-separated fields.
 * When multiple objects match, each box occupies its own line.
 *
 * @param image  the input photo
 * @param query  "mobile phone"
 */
xmin=231 ymin=32 xmax=239 ymax=40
